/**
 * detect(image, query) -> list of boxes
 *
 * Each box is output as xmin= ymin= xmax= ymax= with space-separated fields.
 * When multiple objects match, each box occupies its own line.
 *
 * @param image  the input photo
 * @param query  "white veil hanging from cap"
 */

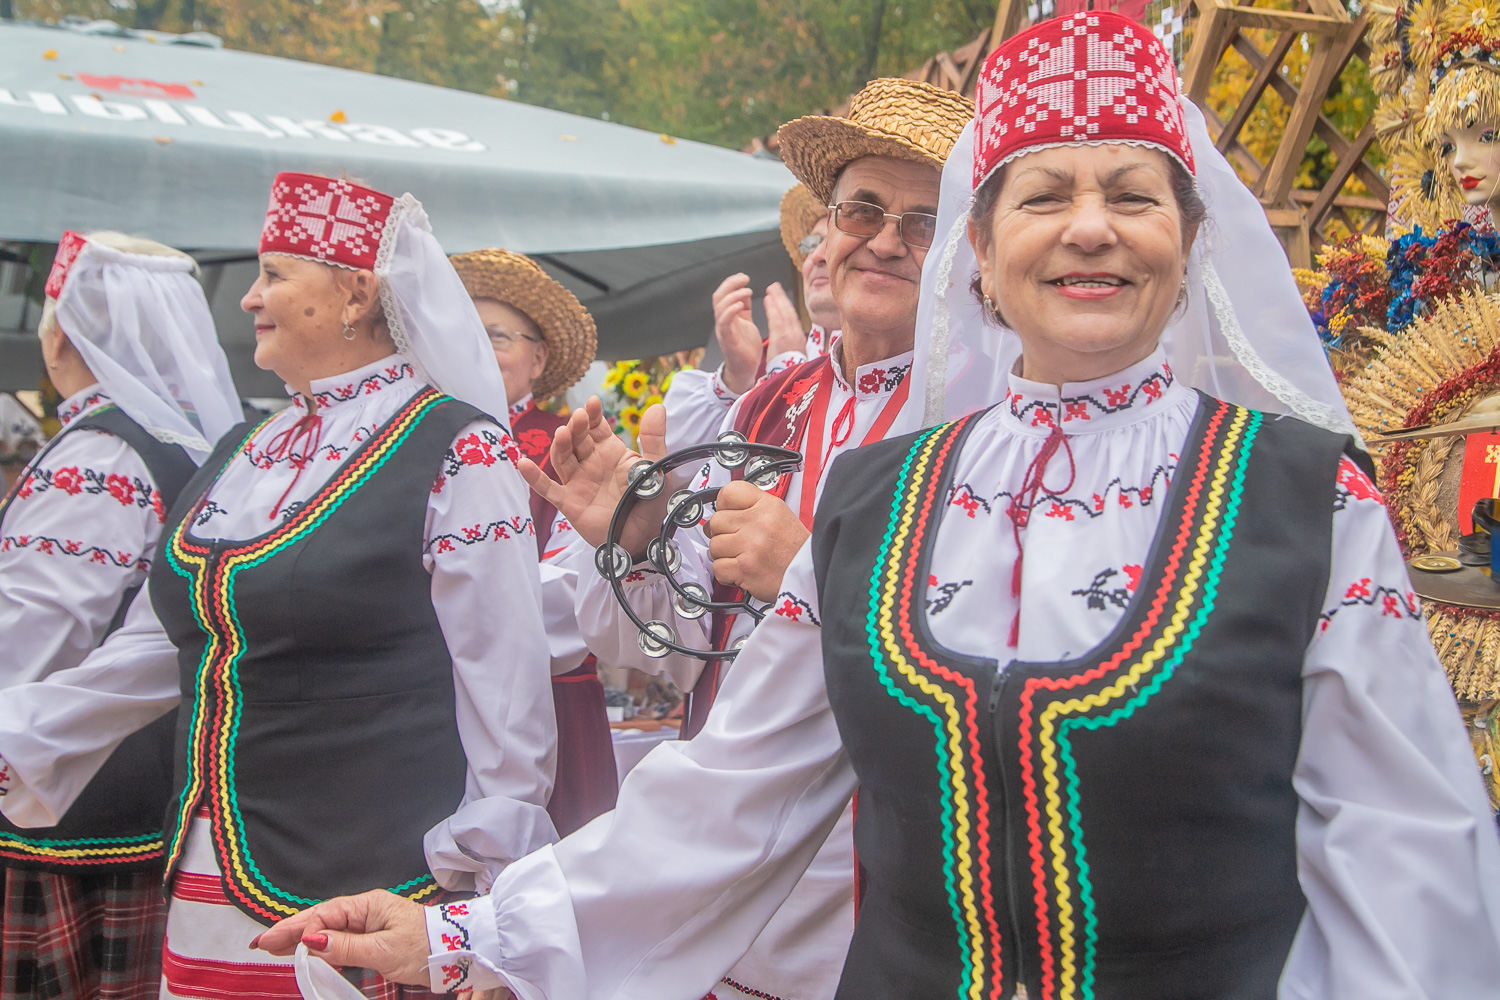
xmin=375 ymin=196 xmax=513 ymax=427
xmin=903 ymin=100 xmax=1355 ymax=437
xmin=52 ymin=241 xmax=242 ymax=462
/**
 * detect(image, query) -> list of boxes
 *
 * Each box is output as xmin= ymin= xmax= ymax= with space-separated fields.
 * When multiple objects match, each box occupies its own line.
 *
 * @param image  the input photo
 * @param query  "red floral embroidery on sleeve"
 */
xmin=105 ymin=474 xmax=136 ymax=506
xmin=772 ymin=592 xmax=821 ymax=626
xmin=1335 ymin=456 xmax=1382 ymax=509
xmin=52 ymin=467 xmax=83 ymax=495
xmin=454 ymin=434 xmax=496 ymax=467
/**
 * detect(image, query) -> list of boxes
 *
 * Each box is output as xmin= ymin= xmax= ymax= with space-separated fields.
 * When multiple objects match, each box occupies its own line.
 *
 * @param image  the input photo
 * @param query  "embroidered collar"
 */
xmin=1000 ymin=348 xmax=1186 ymax=435
xmin=509 ymin=394 xmax=534 ymax=424
xmin=296 ymin=355 xmax=417 ymax=413
xmin=58 ymin=384 xmax=110 ymax=427
xmin=830 ymin=340 xmax=914 ymax=401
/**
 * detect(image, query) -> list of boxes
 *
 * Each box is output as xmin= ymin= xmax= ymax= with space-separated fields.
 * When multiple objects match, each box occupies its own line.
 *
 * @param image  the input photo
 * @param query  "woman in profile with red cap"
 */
xmin=0 ymin=174 xmax=557 ymax=999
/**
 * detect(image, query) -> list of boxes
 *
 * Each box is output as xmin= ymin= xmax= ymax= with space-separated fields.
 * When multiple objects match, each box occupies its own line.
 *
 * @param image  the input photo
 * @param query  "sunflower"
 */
xmin=602 ymin=364 xmax=625 ymax=390
xmin=643 ymin=394 xmax=664 ymax=411
xmin=622 ymin=370 xmax=649 ymax=398
xmin=619 ymin=405 xmax=642 ymax=440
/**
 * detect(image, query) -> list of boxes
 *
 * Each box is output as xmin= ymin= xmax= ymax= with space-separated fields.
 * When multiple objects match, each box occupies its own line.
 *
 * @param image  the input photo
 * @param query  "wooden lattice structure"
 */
xmin=1178 ymin=0 xmax=1385 ymax=267
xmin=754 ymin=1 xmax=1385 ymax=268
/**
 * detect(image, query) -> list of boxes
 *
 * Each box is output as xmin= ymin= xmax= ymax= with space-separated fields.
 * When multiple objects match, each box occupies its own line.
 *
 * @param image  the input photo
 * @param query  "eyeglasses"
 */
xmin=797 ymin=233 xmax=824 ymax=256
xmin=488 ymin=329 xmax=543 ymax=351
xmin=828 ymin=200 xmax=938 ymax=249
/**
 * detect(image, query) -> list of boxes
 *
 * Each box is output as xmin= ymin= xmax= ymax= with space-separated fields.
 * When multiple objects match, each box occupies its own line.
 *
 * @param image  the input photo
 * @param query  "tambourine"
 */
xmin=594 ymin=430 xmax=802 ymax=661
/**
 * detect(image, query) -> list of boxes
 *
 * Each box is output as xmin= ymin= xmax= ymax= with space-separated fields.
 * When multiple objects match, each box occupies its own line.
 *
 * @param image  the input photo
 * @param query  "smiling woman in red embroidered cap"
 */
xmin=0 ymin=174 xmax=557 ymax=999
xmin=259 ymin=15 xmax=1500 ymax=1000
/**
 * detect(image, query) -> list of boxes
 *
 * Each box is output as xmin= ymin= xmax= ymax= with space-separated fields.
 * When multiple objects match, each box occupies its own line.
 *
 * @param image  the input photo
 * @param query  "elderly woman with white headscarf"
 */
xmin=0 ymin=230 xmax=241 ymax=1000
xmin=259 ymin=16 xmax=1500 ymax=1000
xmin=0 ymin=175 xmax=556 ymax=1000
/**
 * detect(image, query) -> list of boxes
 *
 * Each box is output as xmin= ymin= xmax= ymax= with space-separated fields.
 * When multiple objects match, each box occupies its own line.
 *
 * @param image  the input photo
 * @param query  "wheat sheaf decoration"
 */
xmin=1342 ymin=289 xmax=1500 ymax=701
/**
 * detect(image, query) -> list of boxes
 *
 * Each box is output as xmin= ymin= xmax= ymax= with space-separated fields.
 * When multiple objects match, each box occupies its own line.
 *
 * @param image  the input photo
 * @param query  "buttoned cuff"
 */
xmin=426 ymin=896 xmax=507 ymax=993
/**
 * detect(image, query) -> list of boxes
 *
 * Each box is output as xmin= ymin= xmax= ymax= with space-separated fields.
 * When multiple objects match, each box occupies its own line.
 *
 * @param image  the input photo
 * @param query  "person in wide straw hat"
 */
xmin=662 ymin=181 xmax=842 ymax=453
xmin=449 ymin=248 xmax=615 ymax=841
xmin=448 ymin=249 xmax=595 ymax=414
xmin=259 ymin=77 xmax=971 ymax=1000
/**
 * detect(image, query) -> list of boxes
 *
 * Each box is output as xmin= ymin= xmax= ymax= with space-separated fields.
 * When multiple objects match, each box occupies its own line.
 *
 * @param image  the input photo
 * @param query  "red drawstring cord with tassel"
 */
xmin=262 ymin=409 xmax=324 ymax=519
xmin=1005 ymin=423 xmax=1076 ymax=647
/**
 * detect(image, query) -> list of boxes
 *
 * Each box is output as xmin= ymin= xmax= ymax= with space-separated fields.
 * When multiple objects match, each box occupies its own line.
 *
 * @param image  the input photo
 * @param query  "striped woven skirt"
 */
xmin=1 ymin=863 xmax=167 ymax=1000
xmin=160 ymin=813 xmax=446 ymax=1000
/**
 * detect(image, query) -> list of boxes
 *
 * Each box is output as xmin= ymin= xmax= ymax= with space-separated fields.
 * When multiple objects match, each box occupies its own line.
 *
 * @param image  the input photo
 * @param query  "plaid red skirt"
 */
xmin=1 ymin=865 xmax=167 ymax=1000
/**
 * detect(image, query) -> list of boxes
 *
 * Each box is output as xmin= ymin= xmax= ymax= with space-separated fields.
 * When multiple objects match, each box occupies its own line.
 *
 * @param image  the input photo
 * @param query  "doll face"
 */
xmin=1442 ymin=121 xmax=1500 ymax=206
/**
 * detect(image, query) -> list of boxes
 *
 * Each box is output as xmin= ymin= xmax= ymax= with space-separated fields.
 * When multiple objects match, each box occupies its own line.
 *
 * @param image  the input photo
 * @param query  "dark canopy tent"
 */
xmin=0 ymin=18 xmax=794 ymax=395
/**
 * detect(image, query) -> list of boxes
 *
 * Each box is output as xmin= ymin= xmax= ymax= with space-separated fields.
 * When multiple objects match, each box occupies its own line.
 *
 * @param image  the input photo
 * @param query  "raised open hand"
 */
xmin=713 ymin=273 xmax=764 ymax=394
xmin=519 ymin=397 xmax=668 ymax=557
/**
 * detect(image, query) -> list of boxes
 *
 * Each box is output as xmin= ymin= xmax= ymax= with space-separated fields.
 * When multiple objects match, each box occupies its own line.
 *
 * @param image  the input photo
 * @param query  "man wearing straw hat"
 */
xmin=664 ymin=184 xmax=842 ymax=452
xmin=448 ymin=248 xmax=618 ymax=840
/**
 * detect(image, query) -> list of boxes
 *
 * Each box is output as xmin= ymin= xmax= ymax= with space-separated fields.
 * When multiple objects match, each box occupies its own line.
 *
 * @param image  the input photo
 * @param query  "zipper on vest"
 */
xmin=990 ymin=667 xmax=1027 ymax=993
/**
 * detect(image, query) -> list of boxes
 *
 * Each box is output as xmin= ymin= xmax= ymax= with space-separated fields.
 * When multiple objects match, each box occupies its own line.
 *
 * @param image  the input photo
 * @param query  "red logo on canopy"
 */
xmin=76 ymin=74 xmax=196 ymax=100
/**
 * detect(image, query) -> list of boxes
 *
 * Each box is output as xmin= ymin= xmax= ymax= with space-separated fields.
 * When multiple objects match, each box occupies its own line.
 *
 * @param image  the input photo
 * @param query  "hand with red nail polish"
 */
xmin=252 ymin=890 xmax=431 ymax=986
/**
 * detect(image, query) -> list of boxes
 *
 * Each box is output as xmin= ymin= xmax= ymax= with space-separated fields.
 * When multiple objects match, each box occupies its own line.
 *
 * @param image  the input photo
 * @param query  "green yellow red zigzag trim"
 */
xmin=163 ymin=388 xmax=448 ymax=921
xmin=865 ymin=412 xmax=1003 ymax=1000
xmin=1016 ymin=399 xmax=1257 ymax=1000
xmin=0 ymin=829 xmax=162 ymax=866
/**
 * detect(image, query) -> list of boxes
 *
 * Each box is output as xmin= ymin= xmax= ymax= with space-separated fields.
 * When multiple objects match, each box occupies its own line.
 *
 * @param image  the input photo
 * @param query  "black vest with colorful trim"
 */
xmin=812 ymin=393 xmax=1356 ymax=1000
xmin=149 ymin=388 xmax=478 ymax=925
xmin=0 ymin=405 xmax=194 ymax=873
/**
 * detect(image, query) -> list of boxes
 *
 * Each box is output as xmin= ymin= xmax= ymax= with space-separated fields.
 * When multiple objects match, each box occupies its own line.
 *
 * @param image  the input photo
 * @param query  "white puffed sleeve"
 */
xmin=0 ymin=587 xmax=179 ymax=827
xmin=540 ymin=514 xmax=591 ymax=677
xmin=663 ymin=366 xmax=740 ymax=454
xmin=0 ymin=428 xmax=162 ymax=688
xmin=1281 ymin=458 xmax=1500 ymax=998
xmin=423 ymin=540 xmax=855 ymax=999
xmin=421 ymin=419 xmax=559 ymax=893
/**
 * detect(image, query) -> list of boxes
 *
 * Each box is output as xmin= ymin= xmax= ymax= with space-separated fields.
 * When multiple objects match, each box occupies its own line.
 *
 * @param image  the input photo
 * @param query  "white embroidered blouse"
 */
xmin=0 ymin=356 xmax=558 ymax=892
xmin=0 ymin=386 xmax=166 ymax=690
xmin=663 ymin=326 xmax=835 ymax=453
xmin=430 ymin=349 xmax=1500 ymax=1000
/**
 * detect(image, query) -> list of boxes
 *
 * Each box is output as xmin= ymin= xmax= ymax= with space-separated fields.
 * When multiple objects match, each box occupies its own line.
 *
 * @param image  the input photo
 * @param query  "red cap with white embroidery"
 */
xmin=973 ymin=10 xmax=1193 ymax=190
xmin=258 ymin=172 xmax=396 ymax=271
xmin=45 ymin=230 xmax=89 ymax=301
